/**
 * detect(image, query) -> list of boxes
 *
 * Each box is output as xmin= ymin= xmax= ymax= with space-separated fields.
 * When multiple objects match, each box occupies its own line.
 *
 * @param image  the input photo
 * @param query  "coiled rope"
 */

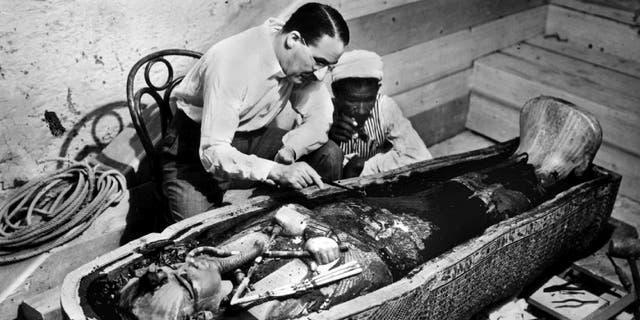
xmin=0 ymin=159 xmax=126 ymax=264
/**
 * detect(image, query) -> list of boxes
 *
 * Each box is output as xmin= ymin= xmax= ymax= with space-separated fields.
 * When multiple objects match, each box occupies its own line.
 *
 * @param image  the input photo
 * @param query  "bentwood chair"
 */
xmin=126 ymin=49 xmax=203 ymax=188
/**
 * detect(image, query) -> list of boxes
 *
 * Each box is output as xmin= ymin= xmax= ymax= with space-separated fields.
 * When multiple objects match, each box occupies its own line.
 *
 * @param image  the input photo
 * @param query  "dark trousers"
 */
xmin=159 ymin=110 xmax=343 ymax=222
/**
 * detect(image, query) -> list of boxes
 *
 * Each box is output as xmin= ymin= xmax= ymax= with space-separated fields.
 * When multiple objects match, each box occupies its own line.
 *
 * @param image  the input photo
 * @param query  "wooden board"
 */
xmin=409 ymin=96 xmax=469 ymax=147
xmin=527 ymin=275 xmax=609 ymax=320
xmin=391 ymin=69 xmax=470 ymax=118
xmin=389 ymin=69 xmax=471 ymax=147
xmin=347 ymin=0 xmax=545 ymax=56
xmin=382 ymin=6 xmax=546 ymax=96
xmin=323 ymin=0 xmax=423 ymax=20
xmin=546 ymin=5 xmax=640 ymax=63
xmin=466 ymin=93 xmax=520 ymax=142
xmin=572 ymin=217 xmax=638 ymax=291
xmin=18 ymin=287 xmax=63 ymax=320
xmin=611 ymin=196 xmax=640 ymax=232
xmin=465 ymin=91 xmax=640 ymax=202
xmin=471 ymin=51 xmax=640 ymax=157
xmin=427 ymin=130 xmax=495 ymax=159
xmin=526 ymin=35 xmax=640 ymax=79
xmin=502 ymin=43 xmax=640 ymax=102
xmin=550 ymin=0 xmax=640 ymax=25
xmin=592 ymin=144 xmax=640 ymax=205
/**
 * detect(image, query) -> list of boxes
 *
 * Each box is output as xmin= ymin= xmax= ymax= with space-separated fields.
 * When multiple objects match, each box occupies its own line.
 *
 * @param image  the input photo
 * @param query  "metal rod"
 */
xmin=263 ymin=245 xmax=349 ymax=258
xmin=325 ymin=180 xmax=354 ymax=191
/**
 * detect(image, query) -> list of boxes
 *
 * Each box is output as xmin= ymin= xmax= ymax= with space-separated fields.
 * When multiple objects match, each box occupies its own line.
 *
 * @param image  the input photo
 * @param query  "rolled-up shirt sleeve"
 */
xmin=282 ymin=81 xmax=333 ymax=159
xmin=198 ymin=64 xmax=276 ymax=181
xmin=361 ymin=96 xmax=432 ymax=176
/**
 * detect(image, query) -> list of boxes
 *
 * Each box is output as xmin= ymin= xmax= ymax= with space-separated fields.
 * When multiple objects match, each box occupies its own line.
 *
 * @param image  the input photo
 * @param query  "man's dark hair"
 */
xmin=332 ymin=78 xmax=379 ymax=98
xmin=282 ymin=2 xmax=350 ymax=46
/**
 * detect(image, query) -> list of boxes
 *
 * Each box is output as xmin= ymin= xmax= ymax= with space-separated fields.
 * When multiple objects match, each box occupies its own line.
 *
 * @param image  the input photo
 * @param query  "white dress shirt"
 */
xmin=173 ymin=18 xmax=333 ymax=182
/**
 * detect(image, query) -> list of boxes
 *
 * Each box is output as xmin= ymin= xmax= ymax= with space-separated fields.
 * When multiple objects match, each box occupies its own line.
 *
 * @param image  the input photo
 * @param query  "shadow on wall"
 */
xmin=55 ymin=99 xmax=167 ymax=242
xmin=57 ymin=100 xmax=128 ymax=167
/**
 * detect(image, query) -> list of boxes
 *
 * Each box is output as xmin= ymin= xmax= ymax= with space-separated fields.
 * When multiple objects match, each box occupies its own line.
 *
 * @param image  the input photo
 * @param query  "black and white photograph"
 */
xmin=1 ymin=0 xmax=639 ymax=319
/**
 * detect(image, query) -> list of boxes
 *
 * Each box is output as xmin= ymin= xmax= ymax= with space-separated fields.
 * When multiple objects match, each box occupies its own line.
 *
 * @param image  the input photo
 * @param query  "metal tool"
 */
xmin=229 ymin=225 xmax=282 ymax=305
xmin=325 ymin=180 xmax=353 ymax=190
xmin=263 ymin=245 xmax=349 ymax=258
xmin=325 ymin=180 xmax=367 ymax=197
xmin=230 ymin=261 xmax=362 ymax=305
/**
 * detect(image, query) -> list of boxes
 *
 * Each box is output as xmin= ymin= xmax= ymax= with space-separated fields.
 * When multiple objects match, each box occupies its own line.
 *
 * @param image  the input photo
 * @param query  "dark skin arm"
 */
xmin=329 ymin=113 xmax=358 ymax=143
xmin=343 ymin=155 xmax=366 ymax=178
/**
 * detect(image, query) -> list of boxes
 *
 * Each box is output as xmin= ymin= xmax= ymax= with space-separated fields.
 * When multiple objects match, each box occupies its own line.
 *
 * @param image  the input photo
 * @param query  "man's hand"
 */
xmin=304 ymin=237 xmax=340 ymax=265
xmin=343 ymin=155 xmax=365 ymax=178
xmin=329 ymin=113 xmax=358 ymax=143
xmin=268 ymin=162 xmax=325 ymax=189
xmin=274 ymin=146 xmax=296 ymax=164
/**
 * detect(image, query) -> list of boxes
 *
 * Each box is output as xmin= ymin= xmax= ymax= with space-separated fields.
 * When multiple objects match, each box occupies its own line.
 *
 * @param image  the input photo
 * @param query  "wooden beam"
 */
xmin=382 ymin=6 xmax=546 ymax=96
xmin=550 ymin=0 xmax=640 ymax=25
xmin=391 ymin=69 xmax=471 ymax=146
xmin=408 ymin=97 xmax=469 ymax=147
xmin=471 ymin=51 xmax=640 ymax=157
xmin=594 ymin=143 xmax=640 ymax=204
xmin=347 ymin=0 xmax=545 ymax=56
xmin=466 ymin=93 xmax=520 ymax=142
xmin=546 ymin=5 xmax=640 ymax=63
xmin=323 ymin=0 xmax=423 ymax=20
xmin=18 ymin=288 xmax=63 ymax=320
xmin=502 ymin=43 xmax=640 ymax=99
xmin=527 ymin=35 xmax=640 ymax=79
xmin=466 ymin=91 xmax=640 ymax=202
xmin=391 ymin=69 xmax=470 ymax=118
xmin=428 ymin=131 xmax=495 ymax=158
xmin=611 ymin=196 xmax=640 ymax=232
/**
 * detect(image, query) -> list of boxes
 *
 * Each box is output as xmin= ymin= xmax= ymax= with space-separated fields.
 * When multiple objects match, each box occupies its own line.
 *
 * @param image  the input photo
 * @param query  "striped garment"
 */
xmin=339 ymin=94 xmax=387 ymax=161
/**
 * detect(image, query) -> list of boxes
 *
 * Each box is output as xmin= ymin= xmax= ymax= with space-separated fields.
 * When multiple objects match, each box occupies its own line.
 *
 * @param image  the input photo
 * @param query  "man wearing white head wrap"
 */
xmin=330 ymin=50 xmax=432 ymax=177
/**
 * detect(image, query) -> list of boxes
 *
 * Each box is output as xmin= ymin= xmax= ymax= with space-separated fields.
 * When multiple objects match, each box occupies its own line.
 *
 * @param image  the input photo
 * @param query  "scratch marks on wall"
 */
xmin=94 ymin=54 xmax=104 ymax=65
xmin=66 ymin=88 xmax=81 ymax=115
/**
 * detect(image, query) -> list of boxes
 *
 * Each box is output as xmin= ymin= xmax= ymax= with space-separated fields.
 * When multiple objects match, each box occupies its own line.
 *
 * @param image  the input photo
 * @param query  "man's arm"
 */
xmin=280 ymin=81 xmax=334 ymax=160
xmin=199 ymin=67 xmax=324 ymax=189
xmin=360 ymin=96 xmax=432 ymax=176
xmin=199 ymin=66 xmax=277 ymax=182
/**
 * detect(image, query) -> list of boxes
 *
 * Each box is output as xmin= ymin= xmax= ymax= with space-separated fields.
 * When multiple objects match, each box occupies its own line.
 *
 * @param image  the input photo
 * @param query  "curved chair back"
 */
xmin=126 ymin=49 xmax=203 ymax=181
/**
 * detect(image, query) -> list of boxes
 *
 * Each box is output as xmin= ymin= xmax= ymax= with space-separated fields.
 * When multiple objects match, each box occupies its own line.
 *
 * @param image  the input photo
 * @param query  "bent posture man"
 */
xmin=329 ymin=50 xmax=432 ymax=178
xmin=161 ymin=3 xmax=349 ymax=221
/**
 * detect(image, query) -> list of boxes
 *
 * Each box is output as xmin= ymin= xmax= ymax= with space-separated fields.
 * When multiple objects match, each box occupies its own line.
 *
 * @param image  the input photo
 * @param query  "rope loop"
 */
xmin=0 ymin=159 xmax=127 ymax=264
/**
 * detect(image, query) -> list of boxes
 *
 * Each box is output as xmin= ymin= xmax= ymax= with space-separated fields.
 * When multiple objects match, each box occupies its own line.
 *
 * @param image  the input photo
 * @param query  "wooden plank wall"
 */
xmin=467 ymin=1 xmax=640 ymax=202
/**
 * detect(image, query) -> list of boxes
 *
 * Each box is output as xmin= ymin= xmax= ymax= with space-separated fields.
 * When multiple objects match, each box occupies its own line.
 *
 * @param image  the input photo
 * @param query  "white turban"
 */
xmin=332 ymin=50 xmax=383 ymax=82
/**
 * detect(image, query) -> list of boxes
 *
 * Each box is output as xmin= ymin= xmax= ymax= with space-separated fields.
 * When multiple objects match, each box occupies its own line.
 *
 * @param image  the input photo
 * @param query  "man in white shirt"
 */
xmin=160 ymin=3 xmax=349 ymax=221
xmin=329 ymin=50 xmax=432 ymax=178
